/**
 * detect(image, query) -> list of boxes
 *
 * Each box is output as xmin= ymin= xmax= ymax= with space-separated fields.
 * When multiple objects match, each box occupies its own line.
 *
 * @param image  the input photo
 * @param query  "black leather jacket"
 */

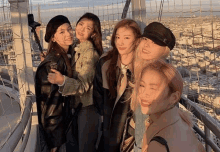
xmin=35 ymin=49 xmax=73 ymax=149
xmin=93 ymin=55 xmax=134 ymax=152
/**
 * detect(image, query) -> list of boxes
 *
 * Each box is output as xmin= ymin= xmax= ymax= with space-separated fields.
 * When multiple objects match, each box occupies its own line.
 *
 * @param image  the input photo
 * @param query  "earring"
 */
xmin=91 ymin=34 xmax=95 ymax=39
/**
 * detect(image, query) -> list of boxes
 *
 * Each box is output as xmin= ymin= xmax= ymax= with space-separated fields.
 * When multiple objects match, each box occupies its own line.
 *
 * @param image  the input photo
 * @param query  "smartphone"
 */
xmin=28 ymin=14 xmax=41 ymax=28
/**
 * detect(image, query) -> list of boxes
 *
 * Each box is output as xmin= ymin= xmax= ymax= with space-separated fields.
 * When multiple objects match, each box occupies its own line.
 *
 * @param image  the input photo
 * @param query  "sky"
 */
xmin=1 ymin=0 xmax=218 ymax=8
xmin=28 ymin=0 xmax=218 ymax=7
xmin=29 ymin=0 xmax=126 ymax=6
xmin=1 ymin=0 xmax=220 ymax=24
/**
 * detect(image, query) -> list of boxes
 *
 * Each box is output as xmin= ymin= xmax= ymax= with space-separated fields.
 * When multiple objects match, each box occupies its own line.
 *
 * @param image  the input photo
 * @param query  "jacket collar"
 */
xmin=116 ymin=56 xmax=133 ymax=72
xmin=74 ymin=40 xmax=94 ymax=53
xmin=146 ymin=106 xmax=180 ymax=144
xmin=115 ymin=56 xmax=134 ymax=83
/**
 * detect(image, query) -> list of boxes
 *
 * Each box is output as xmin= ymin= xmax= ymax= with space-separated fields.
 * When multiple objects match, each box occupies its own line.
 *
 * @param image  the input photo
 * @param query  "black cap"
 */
xmin=45 ymin=15 xmax=71 ymax=43
xmin=142 ymin=22 xmax=176 ymax=50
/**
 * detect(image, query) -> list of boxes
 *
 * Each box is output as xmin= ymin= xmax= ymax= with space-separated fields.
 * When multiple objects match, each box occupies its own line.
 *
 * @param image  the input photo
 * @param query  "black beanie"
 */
xmin=45 ymin=15 xmax=71 ymax=43
xmin=142 ymin=22 xmax=176 ymax=50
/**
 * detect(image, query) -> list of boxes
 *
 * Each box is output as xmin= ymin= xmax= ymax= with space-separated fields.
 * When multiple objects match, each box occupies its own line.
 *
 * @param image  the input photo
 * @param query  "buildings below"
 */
xmin=0 ymin=25 xmax=42 ymax=67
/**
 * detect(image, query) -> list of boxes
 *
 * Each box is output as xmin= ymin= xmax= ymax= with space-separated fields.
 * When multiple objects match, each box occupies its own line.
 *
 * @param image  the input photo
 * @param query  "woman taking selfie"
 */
xmin=131 ymin=60 xmax=205 ymax=152
xmin=93 ymin=19 xmax=141 ymax=152
xmin=47 ymin=13 xmax=103 ymax=152
xmin=35 ymin=15 xmax=74 ymax=152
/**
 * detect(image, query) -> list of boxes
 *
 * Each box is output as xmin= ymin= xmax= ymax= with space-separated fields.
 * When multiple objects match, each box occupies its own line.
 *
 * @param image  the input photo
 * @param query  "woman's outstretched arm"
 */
xmin=48 ymin=48 xmax=99 ymax=96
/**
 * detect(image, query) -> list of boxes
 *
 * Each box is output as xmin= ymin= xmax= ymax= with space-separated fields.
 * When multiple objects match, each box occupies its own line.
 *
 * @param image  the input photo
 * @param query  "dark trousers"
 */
xmin=66 ymin=105 xmax=99 ymax=152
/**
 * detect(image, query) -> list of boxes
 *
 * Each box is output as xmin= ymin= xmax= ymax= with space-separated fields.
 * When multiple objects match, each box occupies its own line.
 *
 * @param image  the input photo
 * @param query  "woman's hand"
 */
xmin=48 ymin=69 xmax=64 ymax=85
xmin=50 ymin=147 xmax=57 ymax=152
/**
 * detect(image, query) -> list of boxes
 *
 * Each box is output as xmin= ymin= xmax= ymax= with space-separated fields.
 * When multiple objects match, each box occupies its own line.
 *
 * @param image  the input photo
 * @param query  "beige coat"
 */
xmin=142 ymin=107 xmax=205 ymax=152
xmin=59 ymin=40 xmax=99 ymax=107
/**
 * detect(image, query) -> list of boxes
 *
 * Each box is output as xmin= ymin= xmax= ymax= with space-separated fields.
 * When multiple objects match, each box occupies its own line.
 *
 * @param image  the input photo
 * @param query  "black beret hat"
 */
xmin=142 ymin=22 xmax=176 ymax=50
xmin=45 ymin=15 xmax=71 ymax=43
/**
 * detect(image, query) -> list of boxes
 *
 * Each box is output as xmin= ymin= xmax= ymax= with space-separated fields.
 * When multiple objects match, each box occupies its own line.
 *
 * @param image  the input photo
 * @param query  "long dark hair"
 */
xmin=106 ymin=19 xmax=141 ymax=98
xmin=76 ymin=12 xmax=103 ymax=56
xmin=46 ymin=40 xmax=73 ymax=78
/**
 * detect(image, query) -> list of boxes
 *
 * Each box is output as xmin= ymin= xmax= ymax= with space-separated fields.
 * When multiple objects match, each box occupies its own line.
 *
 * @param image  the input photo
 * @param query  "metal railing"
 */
xmin=0 ymin=0 xmax=220 ymax=151
xmin=180 ymin=95 xmax=220 ymax=152
xmin=0 ymin=94 xmax=34 ymax=152
xmin=0 ymin=0 xmax=37 ymax=152
xmin=0 ymin=77 xmax=36 ymax=152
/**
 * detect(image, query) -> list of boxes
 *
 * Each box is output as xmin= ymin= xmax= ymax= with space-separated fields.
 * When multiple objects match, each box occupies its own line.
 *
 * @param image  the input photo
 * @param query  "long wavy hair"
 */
xmin=133 ymin=38 xmax=171 ymax=80
xmin=105 ymin=19 xmax=141 ymax=98
xmin=46 ymin=40 xmax=73 ymax=78
xmin=76 ymin=12 xmax=103 ymax=56
xmin=46 ymin=40 xmax=62 ymax=55
xmin=131 ymin=60 xmax=193 ymax=127
xmin=45 ymin=22 xmax=73 ymax=78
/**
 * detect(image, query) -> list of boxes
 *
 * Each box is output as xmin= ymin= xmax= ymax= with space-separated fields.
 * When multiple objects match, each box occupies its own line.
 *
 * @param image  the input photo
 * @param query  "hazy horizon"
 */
xmin=1 ymin=0 xmax=220 ymax=24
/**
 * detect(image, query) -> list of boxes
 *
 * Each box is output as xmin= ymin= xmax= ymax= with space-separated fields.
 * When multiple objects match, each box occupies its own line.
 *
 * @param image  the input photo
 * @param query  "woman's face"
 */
xmin=53 ymin=23 xmax=74 ymax=49
xmin=75 ymin=18 xmax=94 ymax=43
xmin=115 ymin=27 xmax=135 ymax=56
xmin=138 ymin=69 xmax=172 ymax=115
xmin=137 ymin=37 xmax=167 ymax=60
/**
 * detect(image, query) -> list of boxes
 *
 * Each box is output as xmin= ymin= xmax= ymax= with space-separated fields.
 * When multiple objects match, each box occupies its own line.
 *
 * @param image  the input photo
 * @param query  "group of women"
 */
xmin=35 ymin=12 xmax=205 ymax=152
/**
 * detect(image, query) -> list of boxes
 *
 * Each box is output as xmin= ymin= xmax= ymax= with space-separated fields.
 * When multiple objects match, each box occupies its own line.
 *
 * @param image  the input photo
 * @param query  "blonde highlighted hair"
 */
xmin=131 ymin=59 xmax=193 ymax=127
xmin=133 ymin=38 xmax=170 ymax=80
